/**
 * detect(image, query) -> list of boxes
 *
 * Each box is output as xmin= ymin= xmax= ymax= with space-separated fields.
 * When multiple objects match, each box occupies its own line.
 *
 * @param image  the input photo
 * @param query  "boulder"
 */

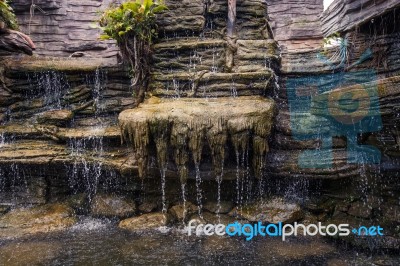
xmin=0 ymin=203 xmax=77 ymax=239
xmin=90 ymin=194 xmax=136 ymax=218
xmin=119 ymin=212 xmax=173 ymax=231
xmin=382 ymin=205 xmax=400 ymax=223
xmin=138 ymin=200 xmax=158 ymax=214
xmin=236 ymin=197 xmax=303 ymax=224
xmin=203 ymin=201 xmax=234 ymax=214
xmin=169 ymin=202 xmax=198 ymax=222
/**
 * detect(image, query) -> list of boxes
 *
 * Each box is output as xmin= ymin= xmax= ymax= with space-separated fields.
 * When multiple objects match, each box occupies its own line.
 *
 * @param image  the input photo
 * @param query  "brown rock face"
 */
xmin=37 ymin=109 xmax=73 ymax=126
xmin=119 ymin=212 xmax=173 ymax=231
xmin=0 ymin=203 xmax=77 ymax=239
xmin=266 ymin=0 xmax=324 ymax=51
xmin=0 ymin=30 xmax=35 ymax=55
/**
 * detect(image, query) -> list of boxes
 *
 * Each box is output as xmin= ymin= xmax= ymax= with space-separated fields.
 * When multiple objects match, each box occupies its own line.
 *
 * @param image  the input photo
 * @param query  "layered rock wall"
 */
xmin=10 ymin=0 xmax=118 ymax=57
xmin=266 ymin=0 xmax=324 ymax=51
xmin=321 ymin=0 xmax=400 ymax=36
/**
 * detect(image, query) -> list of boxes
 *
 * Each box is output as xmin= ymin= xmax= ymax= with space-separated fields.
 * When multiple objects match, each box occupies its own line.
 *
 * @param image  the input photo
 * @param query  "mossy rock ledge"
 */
xmin=119 ymin=96 xmax=276 ymax=181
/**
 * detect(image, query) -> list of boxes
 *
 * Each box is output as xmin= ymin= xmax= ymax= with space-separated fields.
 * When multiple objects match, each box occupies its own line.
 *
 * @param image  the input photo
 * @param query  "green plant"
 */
xmin=99 ymin=0 xmax=167 ymax=105
xmin=0 ymin=0 xmax=19 ymax=30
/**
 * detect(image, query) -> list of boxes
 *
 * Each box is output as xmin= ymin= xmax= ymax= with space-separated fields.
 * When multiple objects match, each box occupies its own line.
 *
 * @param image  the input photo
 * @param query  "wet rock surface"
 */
xmin=236 ymin=197 xmax=303 ymax=224
xmin=0 ymin=241 xmax=63 ymax=265
xmin=119 ymin=212 xmax=173 ymax=231
xmin=90 ymin=194 xmax=136 ymax=219
xmin=0 ymin=203 xmax=77 ymax=239
xmin=169 ymin=202 xmax=198 ymax=222
xmin=204 ymin=201 xmax=233 ymax=214
xmin=36 ymin=109 xmax=73 ymax=126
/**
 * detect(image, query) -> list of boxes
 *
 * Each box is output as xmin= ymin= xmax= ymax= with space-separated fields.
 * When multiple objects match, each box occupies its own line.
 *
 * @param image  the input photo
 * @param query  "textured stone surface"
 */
xmin=37 ymin=109 xmax=73 ymax=126
xmin=0 ymin=30 xmax=35 ymax=55
xmin=0 ymin=203 xmax=77 ymax=239
xmin=90 ymin=194 xmax=136 ymax=218
xmin=0 ymin=241 xmax=62 ymax=265
xmin=119 ymin=96 xmax=276 ymax=180
xmin=119 ymin=212 xmax=173 ymax=231
xmin=0 ymin=56 xmax=140 ymax=207
xmin=236 ymin=197 xmax=303 ymax=223
xmin=11 ymin=0 xmax=118 ymax=57
xmin=321 ymin=0 xmax=400 ymax=36
xmin=169 ymin=202 xmax=197 ymax=222
xmin=266 ymin=0 xmax=324 ymax=51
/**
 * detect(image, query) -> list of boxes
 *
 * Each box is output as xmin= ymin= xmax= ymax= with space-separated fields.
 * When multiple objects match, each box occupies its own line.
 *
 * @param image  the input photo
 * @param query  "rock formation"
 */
xmin=0 ymin=0 xmax=399 ymax=251
xmin=266 ymin=0 xmax=324 ymax=51
xmin=9 ymin=0 xmax=118 ymax=57
xmin=321 ymin=0 xmax=400 ymax=36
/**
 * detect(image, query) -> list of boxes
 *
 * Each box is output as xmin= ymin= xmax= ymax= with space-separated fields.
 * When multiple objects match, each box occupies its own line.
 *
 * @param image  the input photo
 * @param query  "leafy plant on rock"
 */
xmin=99 ymin=0 xmax=167 ymax=105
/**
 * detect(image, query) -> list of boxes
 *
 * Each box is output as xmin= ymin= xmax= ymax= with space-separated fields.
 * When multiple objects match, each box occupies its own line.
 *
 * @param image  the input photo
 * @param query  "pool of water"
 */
xmin=0 ymin=218 xmax=399 ymax=265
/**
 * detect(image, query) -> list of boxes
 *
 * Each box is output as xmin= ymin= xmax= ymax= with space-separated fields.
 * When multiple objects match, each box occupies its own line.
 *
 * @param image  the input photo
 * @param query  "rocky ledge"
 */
xmin=119 ymin=96 xmax=276 ymax=181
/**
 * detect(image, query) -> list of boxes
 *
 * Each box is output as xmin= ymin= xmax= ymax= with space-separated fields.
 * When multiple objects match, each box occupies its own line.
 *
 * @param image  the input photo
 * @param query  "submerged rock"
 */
xmin=119 ymin=212 xmax=174 ymax=231
xmin=257 ymin=237 xmax=336 ymax=261
xmin=0 ymin=241 xmax=62 ymax=265
xmin=235 ymin=197 xmax=303 ymax=224
xmin=201 ymin=235 xmax=241 ymax=254
xmin=0 ymin=203 xmax=77 ymax=239
xmin=90 ymin=194 xmax=136 ymax=218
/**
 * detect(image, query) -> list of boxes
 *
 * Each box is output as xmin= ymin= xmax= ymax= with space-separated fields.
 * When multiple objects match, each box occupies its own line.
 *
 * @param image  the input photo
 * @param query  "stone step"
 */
xmin=0 ymin=124 xmax=121 ymax=142
xmin=150 ymin=70 xmax=273 ymax=97
xmin=3 ymin=56 xmax=121 ymax=75
xmin=152 ymin=39 xmax=279 ymax=74
xmin=0 ymin=139 xmax=137 ymax=178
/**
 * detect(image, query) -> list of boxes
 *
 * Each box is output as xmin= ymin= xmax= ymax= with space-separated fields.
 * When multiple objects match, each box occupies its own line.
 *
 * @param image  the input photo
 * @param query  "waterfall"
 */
xmin=195 ymin=163 xmax=203 ymax=217
xmin=29 ymin=71 xmax=70 ymax=109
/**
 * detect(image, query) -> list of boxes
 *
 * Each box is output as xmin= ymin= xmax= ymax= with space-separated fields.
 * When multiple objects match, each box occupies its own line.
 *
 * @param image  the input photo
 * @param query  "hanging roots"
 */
xmin=121 ymin=34 xmax=152 ymax=106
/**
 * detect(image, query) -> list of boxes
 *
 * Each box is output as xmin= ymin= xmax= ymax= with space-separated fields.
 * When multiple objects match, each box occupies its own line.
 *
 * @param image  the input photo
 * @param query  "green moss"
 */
xmin=0 ymin=0 xmax=19 ymax=30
